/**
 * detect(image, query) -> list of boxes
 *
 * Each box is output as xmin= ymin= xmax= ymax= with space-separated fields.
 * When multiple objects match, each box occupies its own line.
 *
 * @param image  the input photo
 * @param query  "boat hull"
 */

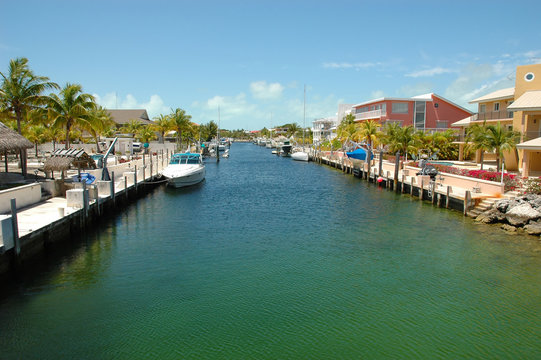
xmin=291 ymin=152 xmax=309 ymax=161
xmin=164 ymin=166 xmax=205 ymax=188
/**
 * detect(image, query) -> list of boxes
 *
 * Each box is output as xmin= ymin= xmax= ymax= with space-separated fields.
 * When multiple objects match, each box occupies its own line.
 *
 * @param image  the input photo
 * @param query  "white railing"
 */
xmin=355 ymin=109 xmax=386 ymax=121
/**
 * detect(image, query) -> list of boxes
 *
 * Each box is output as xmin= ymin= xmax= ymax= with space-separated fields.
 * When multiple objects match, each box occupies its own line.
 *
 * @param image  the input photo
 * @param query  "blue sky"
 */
xmin=1 ymin=0 xmax=540 ymax=130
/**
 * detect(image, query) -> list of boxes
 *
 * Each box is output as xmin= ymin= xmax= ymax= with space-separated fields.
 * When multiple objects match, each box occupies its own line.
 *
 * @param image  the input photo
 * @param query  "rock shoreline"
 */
xmin=475 ymin=194 xmax=541 ymax=235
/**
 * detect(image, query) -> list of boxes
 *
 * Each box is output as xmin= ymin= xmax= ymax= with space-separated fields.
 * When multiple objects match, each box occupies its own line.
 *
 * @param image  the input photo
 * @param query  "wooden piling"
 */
xmin=393 ymin=152 xmax=400 ymax=192
xmin=10 ymin=198 xmax=20 ymax=257
xmin=420 ymin=179 xmax=424 ymax=200
xmin=446 ymin=186 xmax=450 ymax=208
xmin=464 ymin=190 xmax=471 ymax=216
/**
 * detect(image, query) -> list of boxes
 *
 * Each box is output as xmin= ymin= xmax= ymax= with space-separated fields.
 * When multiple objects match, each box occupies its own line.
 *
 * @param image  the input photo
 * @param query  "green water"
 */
xmin=1 ymin=143 xmax=540 ymax=359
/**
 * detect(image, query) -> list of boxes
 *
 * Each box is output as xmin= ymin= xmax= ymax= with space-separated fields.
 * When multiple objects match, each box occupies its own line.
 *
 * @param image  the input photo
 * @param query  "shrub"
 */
xmin=522 ymin=178 xmax=541 ymax=195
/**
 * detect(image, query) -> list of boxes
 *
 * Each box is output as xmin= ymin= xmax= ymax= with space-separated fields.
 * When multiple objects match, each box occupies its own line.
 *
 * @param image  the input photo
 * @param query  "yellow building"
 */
xmin=452 ymin=63 xmax=541 ymax=176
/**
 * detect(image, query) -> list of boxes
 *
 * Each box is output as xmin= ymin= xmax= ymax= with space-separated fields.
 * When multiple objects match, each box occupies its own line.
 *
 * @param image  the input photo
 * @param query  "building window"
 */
xmin=355 ymin=106 xmax=368 ymax=114
xmin=494 ymin=103 xmax=500 ymax=111
xmin=391 ymin=102 xmax=408 ymax=114
xmin=525 ymin=72 xmax=535 ymax=82
xmin=414 ymin=101 xmax=426 ymax=129
xmin=480 ymin=104 xmax=486 ymax=113
xmin=436 ymin=121 xmax=448 ymax=129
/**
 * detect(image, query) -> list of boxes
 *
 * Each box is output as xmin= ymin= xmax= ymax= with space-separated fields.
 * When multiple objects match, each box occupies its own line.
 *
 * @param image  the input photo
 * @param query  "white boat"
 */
xmin=162 ymin=153 xmax=205 ymax=188
xmin=291 ymin=151 xmax=309 ymax=161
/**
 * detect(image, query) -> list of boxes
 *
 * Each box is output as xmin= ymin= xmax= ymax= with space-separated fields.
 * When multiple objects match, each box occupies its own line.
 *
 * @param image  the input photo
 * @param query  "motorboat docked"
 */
xmin=346 ymin=147 xmax=374 ymax=167
xmin=291 ymin=151 xmax=309 ymax=161
xmin=280 ymin=140 xmax=293 ymax=156
xmin=162 ymin=153 xmax=205 ymax=188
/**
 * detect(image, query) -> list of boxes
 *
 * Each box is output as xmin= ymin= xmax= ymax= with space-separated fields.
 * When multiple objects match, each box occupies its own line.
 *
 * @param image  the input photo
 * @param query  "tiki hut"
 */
xmin=43 ymin=149 xmax=96 ymax=177
xmin=0 ymin=122 xmax=33 ymax=173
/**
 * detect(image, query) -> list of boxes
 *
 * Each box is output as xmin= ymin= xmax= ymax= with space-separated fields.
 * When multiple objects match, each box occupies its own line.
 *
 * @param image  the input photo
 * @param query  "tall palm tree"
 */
xmin=385 ymin=125 xmax=418 ymax=161
xmin=169 ymin=108 xmax=192 ymax=150
xmin=152 ymin=114 xmax=172 ymax=144
xmin=485 ymin=122 xmax=520 ymax=172
xmin=136 ymin=126 xmax=157 ymax=144
xmin=47 ymin=83 xmax=96 ymax=149
xmin=466 ymin=123 xmax=491 ymax=170
xmin=354 ymin=120 xmax=380 ymax=149
xmin=121 ymin=119 xmax=142 ymax=137
xmin=86 ymin=105 xmax=114 ymax=152
xmin=0 ymin=57 xmax=58 ymax=174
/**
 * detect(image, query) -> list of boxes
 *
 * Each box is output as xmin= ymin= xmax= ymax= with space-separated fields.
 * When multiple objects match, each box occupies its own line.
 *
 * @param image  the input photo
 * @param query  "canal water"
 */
xmin=1 ymin=142 xmax=540 ymax=359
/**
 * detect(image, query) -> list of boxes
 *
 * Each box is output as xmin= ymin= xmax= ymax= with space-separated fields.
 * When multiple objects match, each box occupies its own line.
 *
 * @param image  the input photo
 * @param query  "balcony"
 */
xmin=355 ymin=109 xmax=386 ymax=121
xmin=471 ymin=110 xmax=513 ymax=122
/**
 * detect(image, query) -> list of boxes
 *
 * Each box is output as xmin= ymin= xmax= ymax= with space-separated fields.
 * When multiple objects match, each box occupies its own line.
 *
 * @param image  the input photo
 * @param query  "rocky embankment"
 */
xmin=475 ymin=194 xmax=541 ymax=235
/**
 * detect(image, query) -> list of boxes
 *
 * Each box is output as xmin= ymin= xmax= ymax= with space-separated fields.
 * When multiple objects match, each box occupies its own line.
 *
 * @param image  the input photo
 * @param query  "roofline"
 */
xmin=352 ymin=93 xmax=472 ymax=114
xmin=468 ymin=87 xmax=515 ymax=104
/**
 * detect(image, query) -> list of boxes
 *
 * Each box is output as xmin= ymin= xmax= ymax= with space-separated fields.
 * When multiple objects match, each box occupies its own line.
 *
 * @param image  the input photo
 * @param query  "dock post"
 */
xmin=410 ymin=177 xmax=414 ymax=195
xmin=401 ymin=175 xmax=405 ymax=194
xmin=83 ymin=181 xmax=89 ymax=218
xmin=420 ymin=178 xmax=424 ymax=200
xmin=125 ymin=176 xmax=128 ymax=200
xmin=111 ymin=171 xmax=116 ymax=205
xmin=10 ymin=199 xmax=20 ymax=257
xmin=378 ymin=150 xmax=383 ymax=176
xmin=143 ymin=155 xmax=146 ymax=181
xmin=150 ymin=156 xmax=153 ymax=179
xmin=394 ymin=152 xmax=400 ymax=192
xmin=464 ymin=190 xmax=471 ymax=216
xmin=432 ymin=184 xmax=436 ymax=204
xmin=367 ymin=148 xmax=372 ymax=182
xmin=96 ymin=185 xmax=100 ymax=215
xmin=134 ymin=165 xmax=138 ymax=193
xmin=446 ymin=186 xmax=450 ymax=208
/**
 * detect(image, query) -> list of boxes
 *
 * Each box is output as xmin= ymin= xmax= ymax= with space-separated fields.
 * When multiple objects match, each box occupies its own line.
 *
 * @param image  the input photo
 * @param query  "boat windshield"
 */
xmin=169 ymin=154 xmax=201 ymax=165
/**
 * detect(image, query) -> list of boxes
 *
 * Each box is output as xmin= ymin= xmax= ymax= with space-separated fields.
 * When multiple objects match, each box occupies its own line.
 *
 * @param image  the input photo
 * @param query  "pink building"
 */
xmin=352 ymin=93 xmax=472 ymax=131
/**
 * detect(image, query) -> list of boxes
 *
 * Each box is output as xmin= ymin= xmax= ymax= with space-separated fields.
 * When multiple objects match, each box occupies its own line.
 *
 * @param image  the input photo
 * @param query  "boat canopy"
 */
xmin=169 ymin=153 xmax=202 ymax=165
xmin=346 ymin=148 xmax=374 ymax=161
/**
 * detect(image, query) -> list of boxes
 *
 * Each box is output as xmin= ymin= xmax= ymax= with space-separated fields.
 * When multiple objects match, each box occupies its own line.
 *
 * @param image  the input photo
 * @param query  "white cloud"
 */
xmin=405 ymin=67 xmax=454 ymax=78
xmin=323 ymin=62 xmax=378 ymax=70
xmin=93 ymin=92 xmax=170 ymax=119
xmin=250 ymin=81 xmax=284 ymax=100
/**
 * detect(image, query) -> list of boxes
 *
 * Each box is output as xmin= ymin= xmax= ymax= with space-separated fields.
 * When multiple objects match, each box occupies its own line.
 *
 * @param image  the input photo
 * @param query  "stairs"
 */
xmin=467 ymin=198 xmax=498 ymax=218
xmin=466 ymin=190 xmax=521 ymax=218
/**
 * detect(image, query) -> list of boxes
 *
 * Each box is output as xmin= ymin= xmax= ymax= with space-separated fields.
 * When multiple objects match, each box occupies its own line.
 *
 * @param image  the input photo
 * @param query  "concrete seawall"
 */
xmin=0 ymin=152 xmax=169 ymax=283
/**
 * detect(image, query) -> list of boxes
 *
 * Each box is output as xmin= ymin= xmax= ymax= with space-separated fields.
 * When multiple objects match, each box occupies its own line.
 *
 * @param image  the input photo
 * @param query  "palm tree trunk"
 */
xmin=65 ymin=122 xmax=71 ymax=149
xmin=480 ymin=150 xmax=484 ymax=170
xmin=15 ymin=109 xmax=27 ymax=176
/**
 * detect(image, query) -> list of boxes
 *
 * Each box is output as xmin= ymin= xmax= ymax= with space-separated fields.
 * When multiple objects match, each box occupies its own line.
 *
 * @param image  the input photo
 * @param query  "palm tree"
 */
xmin=466 ymin=123 xmax=491 ymax=170
xmin=136 ymin=126 xmax=157 ymax=144
xmin=485 ymin=122 xmax=520 ymax=172
xmin=169 ymin=108 xmax=192 ymax=150
xmin=47 ymin=83 xmax=96 ymax=149
xmin=354 ymin=120 xmax=380 ymax=149
xmin=385 ymin=125 xmax=418 ymax=161
xmin=86 ymin=106 xmax=114 ymax=153
xmin=286 ymin=123 xmax=301 ymax=139
xmin=121 ymin=119 xmax=142 ymax=137
xmin=0 ymin=57 xmax=58 ymax=174
xmin=152 ymin=114 xmax=172 ymax=144
xmin=24 ymin=124 xmax=48 ymax=157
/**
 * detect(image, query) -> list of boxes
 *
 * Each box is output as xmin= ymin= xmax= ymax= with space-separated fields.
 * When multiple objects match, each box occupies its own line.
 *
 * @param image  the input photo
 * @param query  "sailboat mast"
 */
xmin=303 ymin=85 xmax=306 ymax=147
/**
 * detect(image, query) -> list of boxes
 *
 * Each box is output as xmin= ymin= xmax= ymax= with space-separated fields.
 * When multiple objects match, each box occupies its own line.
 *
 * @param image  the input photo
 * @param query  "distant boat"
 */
xmin=280 ymin=140 xmax=293 ymax=156
xmin=162 ymin=153 xmax=205 ymax=188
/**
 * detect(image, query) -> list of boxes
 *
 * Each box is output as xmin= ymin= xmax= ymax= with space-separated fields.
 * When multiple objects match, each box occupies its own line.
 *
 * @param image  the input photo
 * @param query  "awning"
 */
xmin=507 ymin=90 xmax=541 ymax=112
xmin=346 ymin=147 xmax=374 ymax=161
xmin=516 ymin=137 xmax=541 ymax=150
xmin=450 ymin=116 xmax=473 ymax=127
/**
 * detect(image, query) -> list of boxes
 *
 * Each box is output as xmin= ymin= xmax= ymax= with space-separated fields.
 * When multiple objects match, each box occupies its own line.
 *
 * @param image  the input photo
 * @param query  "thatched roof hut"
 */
xmin=43 ymin=148 xmax=96 ymax=172
xmin=0 ymin=122 xmax=33 ymax=153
